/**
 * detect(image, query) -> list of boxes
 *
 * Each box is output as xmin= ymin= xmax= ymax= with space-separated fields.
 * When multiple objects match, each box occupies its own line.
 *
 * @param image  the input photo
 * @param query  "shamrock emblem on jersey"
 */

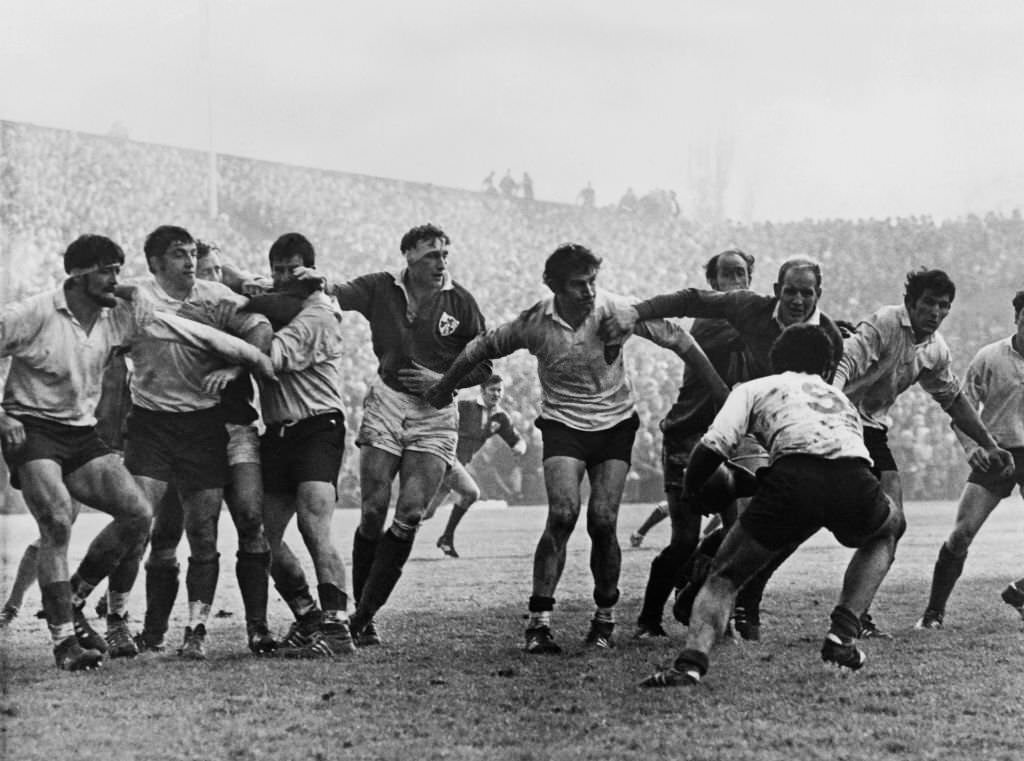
xmin=438 ymin=311 xmax=460 ymax=337
xmin=488 ymin=420 xmax=501 ymax=434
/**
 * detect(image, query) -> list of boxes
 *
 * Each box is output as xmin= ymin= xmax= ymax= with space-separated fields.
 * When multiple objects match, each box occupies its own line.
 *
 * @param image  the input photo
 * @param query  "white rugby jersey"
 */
xmin=701 ymin=371 xmax=871 ymax=465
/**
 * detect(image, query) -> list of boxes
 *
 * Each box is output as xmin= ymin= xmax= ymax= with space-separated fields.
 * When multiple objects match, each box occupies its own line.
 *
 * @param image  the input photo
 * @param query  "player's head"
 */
xmin=63 ymin=234 xmax=125 ymax=307
xmin=1013 ymin=290 xmax=1024 ymax=323
xmin=773 ymin=258 xmax=822 ymax=326
xmin=704 ymin=248 xmax=754 ymax=292
xmin=769 ymin=323 xmax=834 ymax=376
xmin=64 ymin=234 xmax=125 ymax=275
xmin=400 ymin=223 xmax=449 ymax=289
xmin=196 ymin=239 xmax=223 ymax=283
xmin=480 ymin=374 xmax=505 ymax=406
xmin=144 ymin=225 xmax=196 ymax=288
xmin=268 ymin=232 xmax=315 ymax=289
xmin=903 ymin=268 xmax=955 ymax=339
xmin=543 ymin=243 xmax=601 ymax=305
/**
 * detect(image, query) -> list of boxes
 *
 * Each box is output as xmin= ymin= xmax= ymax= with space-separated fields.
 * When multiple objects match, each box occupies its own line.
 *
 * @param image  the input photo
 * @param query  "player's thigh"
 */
xmin=586 ymin=457 xmax=630 ymax=523
xmin=262 ymin=492 xmax=297 ymax=544
xmin=395 ymin=450 xmax=448 ymax=520
xmin=65 ymin=453 xmax=149 ymax=520
xmin=294 ymin=481 xmax=338 ymax=537
xmin=543 ymin=456 xmax=586 ymax=517
xmin=18 ymin=460 xmax=76 ymax=541
xmin=707 ymin=521 xmax=781 ymax=588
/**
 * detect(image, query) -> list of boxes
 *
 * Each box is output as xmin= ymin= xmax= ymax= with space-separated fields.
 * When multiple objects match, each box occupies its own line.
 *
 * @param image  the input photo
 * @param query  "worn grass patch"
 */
xmin=2 ymin=500 xmax=1023 ymax=760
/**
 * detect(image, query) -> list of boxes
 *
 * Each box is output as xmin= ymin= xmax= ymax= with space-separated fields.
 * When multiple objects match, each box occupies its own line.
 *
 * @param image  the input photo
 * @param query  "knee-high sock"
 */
xmin=351 ymin=529 xmax=412 ymax=630
xmin=926 ymin=543 xmax=967 ymax=613
xmin=352 ymin=530 xmax=379 ymax=604
xmin=185 ymin=554 xmax=219 ymax=606
xmin=236 ymin=551 xmax=270 ymax=626
xmin=143 ymin=564 xmax=179 ymax=637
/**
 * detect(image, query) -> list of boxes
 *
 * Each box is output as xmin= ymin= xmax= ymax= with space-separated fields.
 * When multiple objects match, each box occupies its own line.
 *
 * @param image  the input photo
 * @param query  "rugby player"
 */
xmin=424 ymin=243 xmax=729 ymax=653
xmin=134 ymin=240 xmax=277 ymax=655
xmin=305 ymin=223 xmax=490 ymax=647
xmin=603 ymin=257 xmax=845 ymax=640
xmin=124 ymin=225 xmax=273 ymax=659
xmin=631 ymin=248 xmax=762 ymax=639
xmin=917 ymin=290 xmax=1024 ymax=629
xmin=246 ymin=233 xmax=356 ymax=658
xmin=424 ymin=373 xmax=527 ymax=558
xmin=640 ymin=324 xmax=901 ymax=687
xmin=832 ymin=268 xmax=1013 ymax=636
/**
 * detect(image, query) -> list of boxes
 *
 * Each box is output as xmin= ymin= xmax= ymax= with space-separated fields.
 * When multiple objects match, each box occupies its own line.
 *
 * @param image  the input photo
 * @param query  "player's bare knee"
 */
xmin=36 ymin=512 xmax=74 ymax=548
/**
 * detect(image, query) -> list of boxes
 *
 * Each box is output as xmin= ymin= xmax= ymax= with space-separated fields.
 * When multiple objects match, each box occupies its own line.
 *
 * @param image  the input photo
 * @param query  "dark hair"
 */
xmin=769 ymin=323 xmax=834 ymax=375
xmin=776 ymin=258 xmax=822 ymax=288
xmin=63 ymin=234 xmax=125 ymax=274
xmin=144 ymin=225 xmax=194 ymax=268
xmin=481 ymin=374 xmax=504 ymax=389
xmin=904 ymin=268 xmax=956 ymax=306
xmin=1013 ymin=290 xmax=1024 ymax=319
xmin=268 ymin=232 xmax=316 ymax=267
xmin=704 ymin=248 xmax=755 ymax=288
xmin=543 ymin=243 xmax=602 ymax=291
xmin=196 ymin=239 xmax=220 ymax=260
xmin=400 ymin=223 xmax=449 ymax=254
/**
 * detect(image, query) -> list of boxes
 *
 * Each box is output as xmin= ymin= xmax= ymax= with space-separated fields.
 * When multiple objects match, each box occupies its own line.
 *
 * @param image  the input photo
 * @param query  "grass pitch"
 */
xmin=1 ymin=500 xmax=1023 ymax=761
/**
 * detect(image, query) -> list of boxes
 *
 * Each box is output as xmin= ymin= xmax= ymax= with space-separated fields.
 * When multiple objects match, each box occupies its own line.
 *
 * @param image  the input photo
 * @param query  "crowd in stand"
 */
xmin=4 ymin=120 xmax=1024 ymax=507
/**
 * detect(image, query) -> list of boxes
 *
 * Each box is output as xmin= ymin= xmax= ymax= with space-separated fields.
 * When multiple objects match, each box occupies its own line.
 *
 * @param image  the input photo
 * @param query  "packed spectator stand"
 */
xmin=3 ymin=120 xmax=1023 ymax=509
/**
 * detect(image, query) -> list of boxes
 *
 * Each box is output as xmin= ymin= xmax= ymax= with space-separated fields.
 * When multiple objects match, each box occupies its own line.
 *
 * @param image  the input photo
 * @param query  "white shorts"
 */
xmin=226 ymin=423 xmax=261 ymax=467
xmin=356 ymin=380 xmax=458 ymax=465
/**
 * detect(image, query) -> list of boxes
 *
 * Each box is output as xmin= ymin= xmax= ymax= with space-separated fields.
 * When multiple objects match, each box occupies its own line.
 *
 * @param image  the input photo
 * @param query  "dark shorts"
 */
xmin=661 ymin=430 xmax=703 ymax=492
xmin=124 ymin=406 xmax=228 ymax=490
xmin=863 ymin=425 xmax=897 ymax=477
xmin=967 ymin=446 xmax=1024 ymax=498
xmin=1 ymin=416 xmax=111 ymax=490
xmin=537 ymin=413 xmax=639 ymax=468
xmin=261 ymin=413 xmax=345 ymax=496
xmin=739 ymin=455 xmax=891 ymax=551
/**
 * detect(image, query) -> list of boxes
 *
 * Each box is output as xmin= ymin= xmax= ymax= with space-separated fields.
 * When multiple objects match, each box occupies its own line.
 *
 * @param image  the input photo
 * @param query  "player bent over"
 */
xmin=424 ymin=373 xmax=527 ymax=558
xmin=641 ymin=324 xmax=900 ymax=687
xmin=917 ymin=290 xmax=1024 ymax=629
xmin=425 ymin=243 xmax=729 ymax=653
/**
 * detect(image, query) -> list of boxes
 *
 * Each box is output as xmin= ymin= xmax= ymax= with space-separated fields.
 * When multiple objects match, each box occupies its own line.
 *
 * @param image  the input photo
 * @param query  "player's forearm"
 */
xmin=947 ymin=392 xmax=999 ymax=450
xmin=146 ymin=312 xmax=267 ymax=370
xmin=634 ymin=290 xmax=693 ymax=321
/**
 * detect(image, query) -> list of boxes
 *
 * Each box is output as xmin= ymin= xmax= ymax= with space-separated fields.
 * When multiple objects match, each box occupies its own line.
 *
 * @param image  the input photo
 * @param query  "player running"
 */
xmin=916 ymin=289 xmax=1024 ymax=629
xmin=424 ymin=373 xmax=527 ymax=558
xmin=424 ymin=243 xmax=729 ymax=653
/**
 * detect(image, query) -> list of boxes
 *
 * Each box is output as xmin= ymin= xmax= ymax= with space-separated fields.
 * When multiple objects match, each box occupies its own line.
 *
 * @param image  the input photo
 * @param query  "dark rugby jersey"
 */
xmin=334 ymin=270 xmax=490 ymax=395
xmin=636 ymin=289 xmax=844 ymax=382
xmin=455 ymin=399 xmax=521 ymax=464
xmin=661 ymin=316 xmax=750 ymax=437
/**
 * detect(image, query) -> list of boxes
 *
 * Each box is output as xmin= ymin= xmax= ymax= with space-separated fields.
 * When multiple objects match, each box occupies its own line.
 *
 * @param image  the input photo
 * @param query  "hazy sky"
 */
xmin=3 ymin=0 xmax=1024 ymax=221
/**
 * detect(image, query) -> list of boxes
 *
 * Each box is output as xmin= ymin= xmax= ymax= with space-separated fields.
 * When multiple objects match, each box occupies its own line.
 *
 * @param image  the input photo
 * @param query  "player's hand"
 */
xmin=202 ymin=366 xmax=243 ymax=394
xmin=600 ymin=304 xmax=639 ymax=341
xmin=291 ymin=267 xmax=328 ymax=292
xmin=0 ymin=414 xmax=26 ymax=453
xmin=113 ymin=284 xmax=139 ymax=301
xmin=422 ymin=382 xmax=455 ymax=409
xmin=398 ymin=361 xmax=443 ymax=396
xmin=979 ymin=446 xmax=1015 ymax=477
xmin=250 ymin=354 xmax=278 ymax=383
xmin=241 ymin=276 xmax=274 ymax=297
xmin=835 ymin=319 xmax=857 ymax=338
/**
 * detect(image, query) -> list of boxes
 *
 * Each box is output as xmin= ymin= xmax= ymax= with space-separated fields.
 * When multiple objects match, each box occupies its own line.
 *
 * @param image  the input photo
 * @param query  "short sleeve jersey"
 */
xmin=701 ymin=371 xmax=871 ymax=465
